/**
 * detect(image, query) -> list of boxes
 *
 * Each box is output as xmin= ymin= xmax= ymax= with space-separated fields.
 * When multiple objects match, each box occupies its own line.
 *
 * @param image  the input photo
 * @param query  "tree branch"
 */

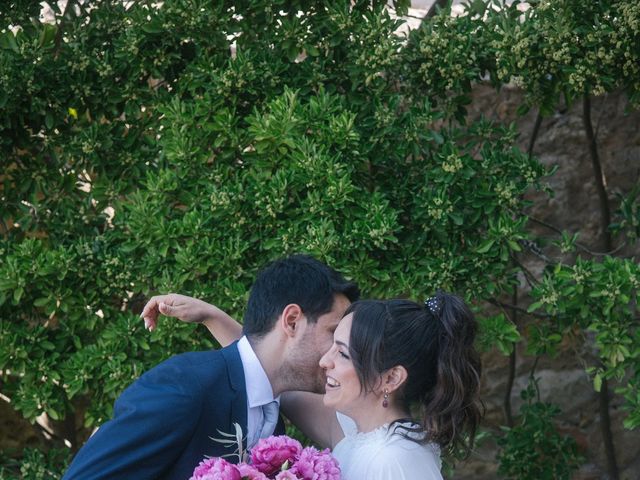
xmin=510 ymin=255 xmax=538 ymax=288
xmin=527 ymin=111 xmax=543 ymax=159
xmin=584 ymin=93 xmax=619 ymax=480
xmin=599 ymin=378 xmax=620 ymax=480
xmin=486 ymin=298 xmax=553 ymax=319
xmin=54 ymin=0 xmax=75 ymax=58
xmin=504 ymin=283 xmax=518 ymax=428
xmin=583 ymin=95 xmax=613 ymax=252
xmin=426 ymin=0 xmax=449 ymax=19
xmin=526 ymin=214 xmax=625 ymax=256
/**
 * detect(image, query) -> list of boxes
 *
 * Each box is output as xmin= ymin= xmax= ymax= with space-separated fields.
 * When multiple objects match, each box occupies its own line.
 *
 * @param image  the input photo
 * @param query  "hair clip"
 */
xmin=424 ymin=296 xmax=441 ymax=316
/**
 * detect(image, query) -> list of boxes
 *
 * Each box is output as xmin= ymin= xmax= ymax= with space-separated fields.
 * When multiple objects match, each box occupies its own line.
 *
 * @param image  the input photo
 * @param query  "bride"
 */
xmin=142 ymin=292 xmax=482 ymax=479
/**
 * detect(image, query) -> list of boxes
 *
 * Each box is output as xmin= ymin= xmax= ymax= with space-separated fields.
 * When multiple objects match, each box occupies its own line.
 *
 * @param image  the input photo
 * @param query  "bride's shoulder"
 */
xmin=362 ymin=437 xmax=443 ymax=480
xmin=385 ymin=433 xmax=441 ymax=457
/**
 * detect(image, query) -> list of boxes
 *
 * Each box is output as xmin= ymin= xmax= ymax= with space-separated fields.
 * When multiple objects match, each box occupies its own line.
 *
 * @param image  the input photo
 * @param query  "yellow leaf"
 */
xmin=68 ymin=107 xmax=78 ymax=119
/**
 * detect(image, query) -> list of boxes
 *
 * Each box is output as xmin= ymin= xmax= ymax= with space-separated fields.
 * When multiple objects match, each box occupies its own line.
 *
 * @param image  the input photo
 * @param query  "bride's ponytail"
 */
xmin=346 ymin=293 xmax=482 ymax=457
xmin=421 ymin=292 xmax=482 ymax=456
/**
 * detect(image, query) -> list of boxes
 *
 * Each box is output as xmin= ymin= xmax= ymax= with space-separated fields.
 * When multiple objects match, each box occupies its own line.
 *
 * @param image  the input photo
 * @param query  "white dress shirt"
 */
xmin=237 ymin=336 xmax=280 ymax=447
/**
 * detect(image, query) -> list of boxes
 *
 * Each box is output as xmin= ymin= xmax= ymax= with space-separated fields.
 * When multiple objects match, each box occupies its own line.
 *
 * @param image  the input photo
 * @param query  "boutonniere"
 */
xmin=209 ymin=422 xmax=247 ymax=463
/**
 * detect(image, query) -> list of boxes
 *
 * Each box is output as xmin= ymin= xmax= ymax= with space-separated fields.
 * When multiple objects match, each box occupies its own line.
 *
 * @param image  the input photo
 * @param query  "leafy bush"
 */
xmin=0 ymin=447 xmax=70 ymax=480
xmin=497 ymin=385 xmax=583 ymax=480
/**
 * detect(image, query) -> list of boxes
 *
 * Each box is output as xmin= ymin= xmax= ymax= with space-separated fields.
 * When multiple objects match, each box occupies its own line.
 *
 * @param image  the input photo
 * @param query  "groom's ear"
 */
xmin=279 ymin=303 xmax=304 ymax=338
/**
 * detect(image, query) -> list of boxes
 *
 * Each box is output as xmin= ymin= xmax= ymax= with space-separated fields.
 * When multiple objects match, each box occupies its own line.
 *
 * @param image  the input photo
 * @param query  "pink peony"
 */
xmin=288 ymin=447 xmax=341 ymax=480
xmin=190 ymin=457 xmax=242 ymax=480
xmin=274 ymin=471 xmax=301 ymax=479
xmin=250 ymin=435 xmax=303 ymax=476
xmin=237 ymin=463 xmax=269 ymax=480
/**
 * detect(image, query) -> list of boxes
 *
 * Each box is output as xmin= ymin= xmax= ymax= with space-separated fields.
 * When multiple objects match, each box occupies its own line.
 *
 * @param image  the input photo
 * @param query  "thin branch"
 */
xmin=486 ymin=299 xmax=553 ymax=319
xmin=516 ymin=240 xmax=555 ymax=265
xmin=526 ymin=213 xmax=568 ymax=236
xmin=584 ymin=92 xmax=620 ymax=480
xmin=53 ymin=0 xmax=75 ymax=58
xmin=599 ymin=378 xmax=620 ymax=480
xmin=426 ymin=0 xmax=449 ymax=19
xmin=512 ymin=257 xmax=537 ymax=289
xmin=504 ymin=283 xmax=518 ymax=428
xmin=593 ymin=93 xmax=609 ymax=140
xmin=386 ymin=7 xmax=428 ymax=21
xmin=0 ymin=217 xmax=9 ymax=236
xmin=505 ymin=348 xmax=516 ymax=427
xmin=403 ymin=13 xmax=428 ymax=20
xmin=583 ymin=95 xmax=613 ymax=252
xmin=529 ymin=356 xmax=541 ymax=402
xmin=527 ymin=111 xmax=543 ymax=159
xmin=526 ymin=214 xmax=626 ymax=256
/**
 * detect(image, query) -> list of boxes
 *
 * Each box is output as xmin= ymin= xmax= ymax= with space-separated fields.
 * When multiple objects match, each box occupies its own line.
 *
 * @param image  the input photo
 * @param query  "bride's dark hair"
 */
xmin=345 ymin=293 xmax=482 ymax=457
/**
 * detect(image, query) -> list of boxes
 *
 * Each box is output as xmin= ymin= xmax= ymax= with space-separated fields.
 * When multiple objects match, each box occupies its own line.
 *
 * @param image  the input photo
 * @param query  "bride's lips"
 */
xmin=326 ymin=376 xmax=341 ymax=388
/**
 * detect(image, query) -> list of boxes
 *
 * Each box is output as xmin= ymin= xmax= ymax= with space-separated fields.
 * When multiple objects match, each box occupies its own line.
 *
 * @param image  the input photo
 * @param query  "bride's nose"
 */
xmin=319 ymin=349 xmax=332 ymax=369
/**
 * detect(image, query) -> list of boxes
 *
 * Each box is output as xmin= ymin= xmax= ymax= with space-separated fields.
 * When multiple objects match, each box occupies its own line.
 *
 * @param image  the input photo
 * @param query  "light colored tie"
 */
xmin=259 ymin=401 xmax=279 ymax=439
xmin=248 ymin=401 xmax=279 ymax=449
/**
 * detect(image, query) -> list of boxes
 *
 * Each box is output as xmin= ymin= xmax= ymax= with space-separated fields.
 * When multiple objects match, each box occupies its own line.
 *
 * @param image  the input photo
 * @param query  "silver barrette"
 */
xmin=424 ymin=296 xmax=441 ymax=316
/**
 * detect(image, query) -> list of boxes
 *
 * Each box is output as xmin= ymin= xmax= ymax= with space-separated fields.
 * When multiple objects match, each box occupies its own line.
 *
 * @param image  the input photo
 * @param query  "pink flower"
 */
xmin=275 ymin=470 xmax=300 ymax=480
xmin=250 ymin=435 xmax=303 ymax=476
xmin=190 ymin=457 xmax=242 ymax=480
xmin=289 ymin=447 xmax=341 ymax=480
xmin=274 ymin=471 xmax=301 ymax=479
xmin=237 ymin=463 xmax=269 ymax=480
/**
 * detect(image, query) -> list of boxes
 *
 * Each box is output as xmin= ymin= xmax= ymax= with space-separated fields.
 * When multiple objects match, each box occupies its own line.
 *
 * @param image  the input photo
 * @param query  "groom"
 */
xmin=63 ymin=255 xmax=359 ymax=479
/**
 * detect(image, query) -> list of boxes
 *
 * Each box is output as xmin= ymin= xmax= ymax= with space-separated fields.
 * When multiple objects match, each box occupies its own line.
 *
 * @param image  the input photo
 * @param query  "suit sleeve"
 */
xmin=63 ymin=357 xmax=204 ymax=479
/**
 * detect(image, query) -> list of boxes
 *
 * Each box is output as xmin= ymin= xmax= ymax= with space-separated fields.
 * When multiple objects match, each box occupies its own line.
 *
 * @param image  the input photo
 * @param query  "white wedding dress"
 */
xmin=332 ymin=413 xmax=443 ymax=480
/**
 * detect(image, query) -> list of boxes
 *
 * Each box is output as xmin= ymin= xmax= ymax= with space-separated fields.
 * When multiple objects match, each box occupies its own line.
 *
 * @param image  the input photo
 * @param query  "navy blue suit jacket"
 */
xmin=63 ymin=342 xmax=281 ymax=479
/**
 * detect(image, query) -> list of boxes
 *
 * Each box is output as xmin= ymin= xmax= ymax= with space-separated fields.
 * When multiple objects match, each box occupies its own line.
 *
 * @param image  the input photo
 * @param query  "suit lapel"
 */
xmin=221 ymin=342 xmax=249 ymax=452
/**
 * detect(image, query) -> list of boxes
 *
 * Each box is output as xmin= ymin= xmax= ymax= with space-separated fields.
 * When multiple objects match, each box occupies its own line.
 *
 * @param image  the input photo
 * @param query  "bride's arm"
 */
xmin=280 ymin=391 xmax=344 ymax=449
xmin=140 ymin=293 xmax=242 ymax=346
xmin=140 ymin=294 xmax=344 ymax=447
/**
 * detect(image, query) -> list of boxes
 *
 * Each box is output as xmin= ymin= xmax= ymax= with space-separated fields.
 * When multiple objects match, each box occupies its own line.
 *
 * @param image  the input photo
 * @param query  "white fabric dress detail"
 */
xmin=332 ymin=413 xmax=443 ymax=480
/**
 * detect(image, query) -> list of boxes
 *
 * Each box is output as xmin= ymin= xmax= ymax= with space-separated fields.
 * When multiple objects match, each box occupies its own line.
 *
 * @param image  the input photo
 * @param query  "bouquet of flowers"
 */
xmin=190 ymin=435 xmax=341 ymax=480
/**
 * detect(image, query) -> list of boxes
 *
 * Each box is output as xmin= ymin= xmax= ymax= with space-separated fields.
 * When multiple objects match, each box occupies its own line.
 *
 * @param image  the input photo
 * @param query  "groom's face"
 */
xmin=288 ymin=293 xmax=351 ymax=393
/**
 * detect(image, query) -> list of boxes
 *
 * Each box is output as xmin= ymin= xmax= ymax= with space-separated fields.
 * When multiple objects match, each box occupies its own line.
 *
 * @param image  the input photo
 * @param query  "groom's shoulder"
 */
xmin=140 ymin=344 xmax=240 ymax=388
xmin=164 ymin=347 xmax=227 ymax=368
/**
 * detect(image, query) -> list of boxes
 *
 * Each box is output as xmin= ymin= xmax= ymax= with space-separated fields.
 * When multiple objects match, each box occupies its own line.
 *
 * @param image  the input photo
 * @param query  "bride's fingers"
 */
xmin=159 ymin=301 xmax=179 ymax=318
xmin=140 ymin=294 xmax=186 ymax=330
xmin=140 ymin=296 xmax=162 ymax=318
xmin=140 ymin=296 xmax=165 ymax=330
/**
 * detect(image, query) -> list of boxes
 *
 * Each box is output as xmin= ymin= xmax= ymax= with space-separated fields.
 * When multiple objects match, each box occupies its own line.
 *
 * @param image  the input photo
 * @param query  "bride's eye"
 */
xmin=339 ymin=350 xmax=350 ymax=360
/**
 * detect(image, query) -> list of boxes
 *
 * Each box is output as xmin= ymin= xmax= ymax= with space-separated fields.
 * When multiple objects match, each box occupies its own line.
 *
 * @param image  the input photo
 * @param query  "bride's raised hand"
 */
xmin=140 ymin=294 xmax=242 ymax=346
xmin=140 ymin=293 xmax=213 ymax=329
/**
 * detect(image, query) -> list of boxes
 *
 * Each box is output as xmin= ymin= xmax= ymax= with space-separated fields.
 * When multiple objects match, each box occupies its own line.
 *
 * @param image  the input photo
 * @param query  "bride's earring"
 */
xmin=382 ymin=389 xmax=389 ymax=408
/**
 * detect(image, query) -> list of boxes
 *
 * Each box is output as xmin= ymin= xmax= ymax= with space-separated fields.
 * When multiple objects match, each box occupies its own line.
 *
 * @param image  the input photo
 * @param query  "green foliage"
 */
xmin=477 ymin=313 xmax=521 ymax=355
xmin=0 ymin=447 xmax=71 ymax=480
xmin=404 ymin=2 xmax=494 ymax=120
xmin=488 ymin=0 xmax=640 ymax=112
xmin=613 ymin=184 xmax=640 ymax=242
xmin=529 ymin=257 xmax=640 ymax=427
xmin=497 ymin=384 xmax=583 ymax=480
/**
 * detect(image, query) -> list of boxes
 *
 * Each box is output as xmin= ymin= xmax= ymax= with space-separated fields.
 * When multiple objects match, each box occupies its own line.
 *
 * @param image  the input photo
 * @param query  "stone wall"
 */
xmin=457 ymin=84 xmax=640 ymax=479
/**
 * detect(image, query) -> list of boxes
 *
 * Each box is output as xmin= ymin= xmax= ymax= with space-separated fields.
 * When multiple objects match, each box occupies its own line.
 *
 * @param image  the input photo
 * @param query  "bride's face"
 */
xmin=319 ymin=314 xmax=373 ymax=414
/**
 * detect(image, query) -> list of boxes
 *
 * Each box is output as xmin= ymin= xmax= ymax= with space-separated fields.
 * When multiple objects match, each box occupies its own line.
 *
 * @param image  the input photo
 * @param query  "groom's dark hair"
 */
xmin=243 ymin=254 xmax=359 ymax=338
